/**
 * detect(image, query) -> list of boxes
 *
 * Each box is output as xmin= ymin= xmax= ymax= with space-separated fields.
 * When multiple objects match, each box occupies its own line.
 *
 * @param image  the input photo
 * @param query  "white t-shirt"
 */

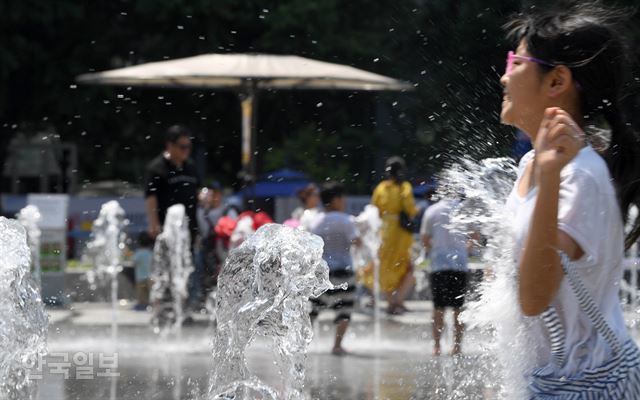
xmin=299 ymin=208 xmax=323 ymax=232
xmin=505 ymin=146 xmax=628 ymax=377
xmin=311 ymin=211 xmax=358 ymax=272
xmin=421 ymin=199 xmax=468 ymax=273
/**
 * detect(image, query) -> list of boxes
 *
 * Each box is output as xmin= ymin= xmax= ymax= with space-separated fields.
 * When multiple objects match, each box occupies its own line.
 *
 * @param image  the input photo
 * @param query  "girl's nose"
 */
xmin=500 ymin=74 xmax=508 ymax=88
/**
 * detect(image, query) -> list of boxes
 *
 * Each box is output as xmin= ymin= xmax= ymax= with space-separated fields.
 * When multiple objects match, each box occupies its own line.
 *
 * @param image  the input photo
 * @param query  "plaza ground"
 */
xmin=37 ymin=300 xmax=498 ymax=400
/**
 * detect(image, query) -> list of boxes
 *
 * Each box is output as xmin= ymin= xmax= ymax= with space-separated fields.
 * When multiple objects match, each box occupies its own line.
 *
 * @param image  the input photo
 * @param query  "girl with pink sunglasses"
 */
xmin=500 ymin=2 xmax=640 ymax=398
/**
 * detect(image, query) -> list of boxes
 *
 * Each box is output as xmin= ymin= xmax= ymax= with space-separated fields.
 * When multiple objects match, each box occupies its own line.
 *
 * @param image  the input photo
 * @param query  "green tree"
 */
xmin=1 ymin=0 xmax=638 ymax=194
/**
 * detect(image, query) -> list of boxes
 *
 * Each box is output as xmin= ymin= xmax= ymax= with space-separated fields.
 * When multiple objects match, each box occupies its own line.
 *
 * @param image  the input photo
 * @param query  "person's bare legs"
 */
xmin=394 ymin=268 xmax=415 ymax=310
xmin=332 ymin=318 xmax=350 ymax=355
xmin=386 ymin=267 xmax=415 ymax=314
xmin=432 ymin=307 xmax=445 ymax=356
xmin=451 ymin=307 xmax=464 ymax=356
xmin=384 ymin=290 xmax=397 ymax=313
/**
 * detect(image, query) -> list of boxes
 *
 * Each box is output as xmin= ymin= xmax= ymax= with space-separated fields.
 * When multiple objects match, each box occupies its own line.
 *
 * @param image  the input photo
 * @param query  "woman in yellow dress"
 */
xmin=371 ymin=156 xmax=417 ymax=314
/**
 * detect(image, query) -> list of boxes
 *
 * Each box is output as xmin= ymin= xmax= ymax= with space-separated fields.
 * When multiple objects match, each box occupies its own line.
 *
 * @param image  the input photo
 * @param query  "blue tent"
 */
xmin=264 ymin=168 xmax=307 ymax=181
xmin=243 ymin=169 xmax=311 ymax=198
xmin=413 ymin=179 xmax=437 ymax=197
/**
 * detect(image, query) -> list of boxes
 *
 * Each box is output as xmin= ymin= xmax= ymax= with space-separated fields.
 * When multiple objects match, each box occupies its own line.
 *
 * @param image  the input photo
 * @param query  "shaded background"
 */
xmin=2 ymin=0 xmax=639 ymax=194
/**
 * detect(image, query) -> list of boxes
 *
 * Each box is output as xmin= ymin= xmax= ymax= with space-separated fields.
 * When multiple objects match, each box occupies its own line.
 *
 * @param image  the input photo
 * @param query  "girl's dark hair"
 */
xmin=506 ymin=2 xmax=640 ymax=249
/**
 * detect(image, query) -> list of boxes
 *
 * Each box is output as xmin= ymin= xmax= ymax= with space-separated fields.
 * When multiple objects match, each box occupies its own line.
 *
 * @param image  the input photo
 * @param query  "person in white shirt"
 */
xmin=499 ymin=3 xmax=640 ymax=396
xmin=310 ymin=181 xmax=361 ymax=356
xmin=421 ymin=198 xmax=469 ymax=356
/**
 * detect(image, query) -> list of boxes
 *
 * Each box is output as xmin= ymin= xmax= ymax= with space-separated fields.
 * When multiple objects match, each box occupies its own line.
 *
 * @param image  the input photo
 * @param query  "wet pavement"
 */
xmin=32 ymin=301 xmax=500 ymax=400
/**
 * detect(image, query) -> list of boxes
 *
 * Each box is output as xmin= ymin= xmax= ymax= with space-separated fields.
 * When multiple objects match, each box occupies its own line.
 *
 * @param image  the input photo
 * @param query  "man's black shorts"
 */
xmin=430 ymin=271 xmax=468 ymax=308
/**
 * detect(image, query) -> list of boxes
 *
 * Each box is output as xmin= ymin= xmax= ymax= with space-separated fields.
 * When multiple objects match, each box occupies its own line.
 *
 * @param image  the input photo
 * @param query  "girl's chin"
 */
xmin=500 ymin=100 xmax=518 ymax=125
xmin=500 ymin=106 xmax=512 ymax=125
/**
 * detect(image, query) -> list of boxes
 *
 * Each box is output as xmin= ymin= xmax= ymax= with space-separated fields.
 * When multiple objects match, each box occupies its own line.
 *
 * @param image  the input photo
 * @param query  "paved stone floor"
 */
xmin=30 ymin=301 xmax=501 ymax=400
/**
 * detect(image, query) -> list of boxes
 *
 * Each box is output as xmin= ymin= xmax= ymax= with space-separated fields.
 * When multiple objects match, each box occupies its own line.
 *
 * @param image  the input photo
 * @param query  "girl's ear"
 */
xmin=547 ymin=66 xmax=574 ymax=98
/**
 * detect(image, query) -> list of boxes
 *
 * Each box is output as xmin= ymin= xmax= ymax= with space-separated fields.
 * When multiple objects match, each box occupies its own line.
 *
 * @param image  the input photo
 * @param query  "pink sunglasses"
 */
xmin=505 ymin=51 xmax=556 ymax=75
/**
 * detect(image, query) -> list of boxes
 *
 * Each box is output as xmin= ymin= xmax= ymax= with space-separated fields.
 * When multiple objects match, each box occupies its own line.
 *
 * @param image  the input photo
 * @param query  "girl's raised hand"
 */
xmin=534 ymin=107 xmax=585 ymax=177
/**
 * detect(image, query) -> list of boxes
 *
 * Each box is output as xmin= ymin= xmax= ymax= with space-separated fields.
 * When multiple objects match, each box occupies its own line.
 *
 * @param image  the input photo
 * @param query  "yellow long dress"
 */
xmin=371 ymin=179 xmax=417 ymax=293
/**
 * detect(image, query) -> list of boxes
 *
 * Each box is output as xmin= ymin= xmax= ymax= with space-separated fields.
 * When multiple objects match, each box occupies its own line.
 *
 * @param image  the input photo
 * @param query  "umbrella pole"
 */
xmin=240 ymin=83 xmax=258 ymax=210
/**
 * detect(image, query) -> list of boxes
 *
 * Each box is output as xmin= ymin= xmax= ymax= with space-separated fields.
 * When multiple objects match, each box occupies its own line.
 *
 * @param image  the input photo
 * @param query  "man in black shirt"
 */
xmin=144 ymin=125 xmax=199 ymax=241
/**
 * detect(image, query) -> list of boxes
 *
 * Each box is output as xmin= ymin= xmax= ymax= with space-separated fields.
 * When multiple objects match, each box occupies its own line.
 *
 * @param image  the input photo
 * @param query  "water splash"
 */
xmin=150 ymin=204 xmax=194 ymax=335
xmin=351 ymin=205 xmax=382 ymax=271
xmin=351 ymin=205 xmax=382 ymax=341
xmin=84 ymin=201 xmax=128 ymax=296
xmin=299 ymin=208 xmax=323 ymax=232
xmin=229 ymin=215 xmax=254 ymax=249
xmin=83 ymin=200 xmax=127 ymax=348
xmin=438 ymin=157 xmax=537 ymax=398
xmin=623 ymin=206 xmax=640 ymax=318
xmin=0 ymin=217 xmax=48 ymax=398
xmin=208 ymin=224 xmax=340 ymax=400
xmin=16 ymin=205 xmax=42 ymax=287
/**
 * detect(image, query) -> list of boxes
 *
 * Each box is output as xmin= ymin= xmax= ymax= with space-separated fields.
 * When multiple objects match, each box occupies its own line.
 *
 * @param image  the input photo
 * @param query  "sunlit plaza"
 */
xmin=3 ymin=1 xmax=640 ymax=400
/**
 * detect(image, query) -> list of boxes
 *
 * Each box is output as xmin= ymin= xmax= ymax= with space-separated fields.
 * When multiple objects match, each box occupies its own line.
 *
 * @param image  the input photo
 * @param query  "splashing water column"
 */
xmin=0 ymin=217 xmax=48 ymax=398
xmin=209 ymin=224 xmax=341 ymax=400
xmin=351 ymin=205 xmax=383 ymax=398
xmin=150 ymin=204 xmax=194 ymax=336
xmin=17 ymin=205 xmax=43 ymax=287
xmin=440 ymin=157 xmax=534 ymax=397
xmin=84 ymin=200 xmax=128 ymax=348
xmin=352 ymin=205 xmax=383 ymax=344
xmin=626 ymin=206 xmax=639 ymax=328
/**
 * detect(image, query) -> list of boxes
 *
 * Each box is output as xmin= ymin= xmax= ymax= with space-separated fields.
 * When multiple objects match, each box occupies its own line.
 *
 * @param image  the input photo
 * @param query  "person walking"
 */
xmin=132 ymin=231 xmax=154 ymax=311
xmin=144 ymin=125 xmax=199 ymax=241
xmin=421 ymin=197 xmax=468 ymax=356
xmin=310 ymin=181 xmax=361 ymax=355
xmin=372 ymin=156 xmax=417 ymax=315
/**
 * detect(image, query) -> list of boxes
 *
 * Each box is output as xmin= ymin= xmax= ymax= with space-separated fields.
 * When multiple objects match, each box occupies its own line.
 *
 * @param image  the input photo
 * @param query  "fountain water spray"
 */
xmin=0 ymin=218 xmax=48 ymax=398
xmin=622 ymin=206 xmax=640 ymax=321
xmin=150 ymin=204 xmax=194 ymax=335
xmin=17 ymin=205 xmax=42 ymax=287
xmin=351 ymin=205 xmax=382 ymax=342
xmin=84 ymin=200 xmax=127 ymax=346
xmin=438 ymin=157 xmax=536 ymax=398
xmin=208 ymin=224 xmax=341 ymax=400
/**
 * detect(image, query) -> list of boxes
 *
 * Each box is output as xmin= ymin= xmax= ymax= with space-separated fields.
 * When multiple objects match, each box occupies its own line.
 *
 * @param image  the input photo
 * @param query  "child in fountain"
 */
xmin=133 ymin=231 xmax=154 ymax=311
xmin=310 ymin=181 xmax=361 ymax=356
xmin=500 ymin=3 xmax=640 ymax=396
xmin=421 ymin=195 xmax=469 ymax=356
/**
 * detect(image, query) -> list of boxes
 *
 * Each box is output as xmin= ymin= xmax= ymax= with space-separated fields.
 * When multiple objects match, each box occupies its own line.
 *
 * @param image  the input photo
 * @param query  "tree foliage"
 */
xmin=1 ymin=0 xmax=639 ymax=193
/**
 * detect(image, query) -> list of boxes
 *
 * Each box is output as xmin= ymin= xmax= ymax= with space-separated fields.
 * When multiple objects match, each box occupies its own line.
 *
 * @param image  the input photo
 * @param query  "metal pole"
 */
xmin=239 ymin=82 xmax=258 ymax=210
